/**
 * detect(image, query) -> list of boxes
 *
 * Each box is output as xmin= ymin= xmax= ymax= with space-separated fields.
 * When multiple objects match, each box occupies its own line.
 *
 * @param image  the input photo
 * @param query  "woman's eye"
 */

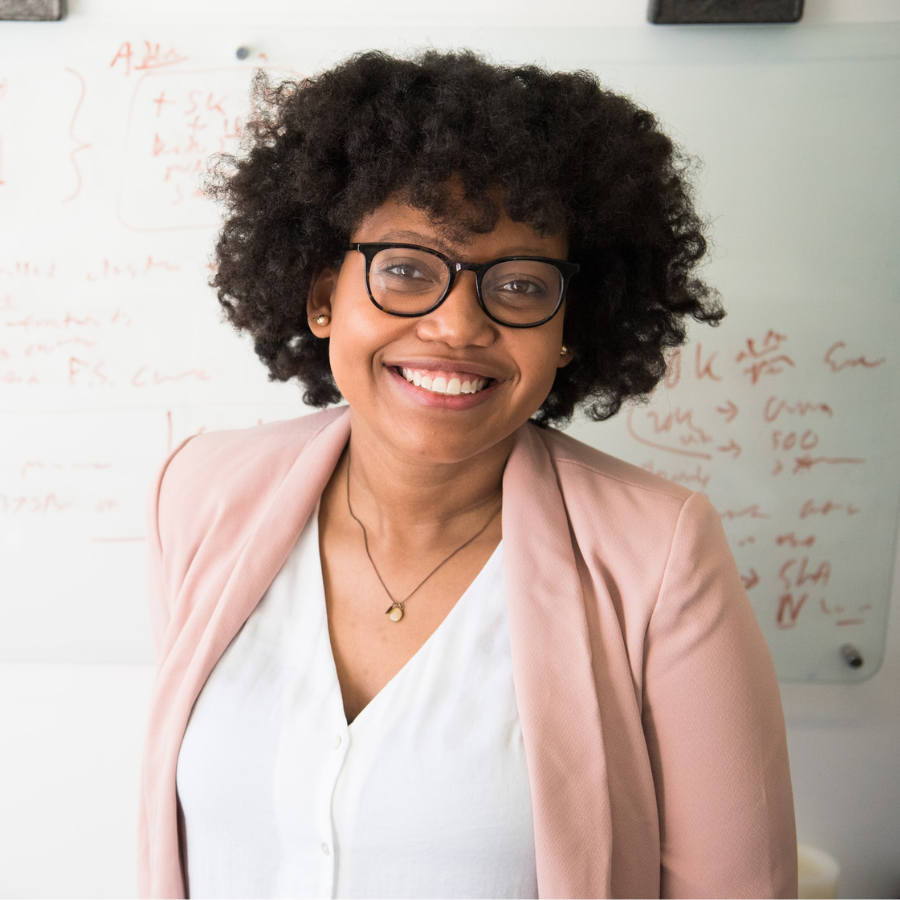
xmin=495 ymin=278 xmax=551 ymax=301
xmin=500 ymin=279 xmax=539 ymax=294
xmin=375 ymin=255 xmax=442 ymax=282
xmin=386 ymin=264 xmax=425 ymax=279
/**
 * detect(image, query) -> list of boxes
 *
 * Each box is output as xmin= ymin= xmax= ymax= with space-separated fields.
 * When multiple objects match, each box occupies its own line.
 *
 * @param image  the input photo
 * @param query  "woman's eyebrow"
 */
xmin=378 ymin=230 xmax=454 ymax=253
xmin=377 ymin=230 xmax=560 ymax=259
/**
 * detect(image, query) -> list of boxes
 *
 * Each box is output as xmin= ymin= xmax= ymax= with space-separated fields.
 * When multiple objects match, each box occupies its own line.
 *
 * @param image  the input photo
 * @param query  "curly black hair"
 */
xmin=208 ymin=49 xmax=723 ymax=427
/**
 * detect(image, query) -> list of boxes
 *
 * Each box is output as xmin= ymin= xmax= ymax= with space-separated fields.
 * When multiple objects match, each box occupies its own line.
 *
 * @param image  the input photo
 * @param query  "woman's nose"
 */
xmin=414 ymin=272 xmax=496 ymax=348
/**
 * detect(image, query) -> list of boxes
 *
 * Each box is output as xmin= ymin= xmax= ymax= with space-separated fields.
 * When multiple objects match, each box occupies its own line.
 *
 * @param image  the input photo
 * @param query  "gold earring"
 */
xmin=314 ymin=314 xmax=330 ymax=326
xmin=560 ymin=345 xmax=569 ymax=356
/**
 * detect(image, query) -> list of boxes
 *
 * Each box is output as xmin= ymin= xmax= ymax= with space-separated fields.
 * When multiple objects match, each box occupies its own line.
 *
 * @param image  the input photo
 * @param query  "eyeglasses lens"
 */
xmin=369 ymin=248 xmax=449 ymax=314
xmin=480 ymin=260 xmax=562 ymax=325
xmin=368 ymin=247 xmax=563 ymax=326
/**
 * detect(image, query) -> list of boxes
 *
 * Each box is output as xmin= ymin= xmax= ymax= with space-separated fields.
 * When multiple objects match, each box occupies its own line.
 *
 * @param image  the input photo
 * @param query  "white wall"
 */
xmin=782 ymin=547 xmax=900 ymax=898
xmin=0 ymin=661 xmax=154 ymax=897
xmin=1 ymin=1 xmax=899 ymax=897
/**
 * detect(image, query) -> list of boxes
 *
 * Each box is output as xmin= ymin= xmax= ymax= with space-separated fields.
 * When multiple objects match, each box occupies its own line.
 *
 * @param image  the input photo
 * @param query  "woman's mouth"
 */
xmin=398 ymin=367 xmax=492 ymax=396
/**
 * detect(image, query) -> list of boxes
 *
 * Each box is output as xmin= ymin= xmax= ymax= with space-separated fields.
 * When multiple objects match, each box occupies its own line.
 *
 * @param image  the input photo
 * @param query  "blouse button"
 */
xmin=332 ymin=734 xmax=342 ymax=749
xmin=321 ymin=842 xmax=331 ymax=856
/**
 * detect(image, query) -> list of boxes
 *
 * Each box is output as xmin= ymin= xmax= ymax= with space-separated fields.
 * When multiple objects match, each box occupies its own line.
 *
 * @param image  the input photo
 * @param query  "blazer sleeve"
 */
xmin=641 ymin=492 xmax=798 ymax=899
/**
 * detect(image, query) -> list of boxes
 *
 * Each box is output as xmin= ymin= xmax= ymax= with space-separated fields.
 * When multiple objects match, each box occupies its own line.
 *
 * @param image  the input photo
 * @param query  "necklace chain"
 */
xmin=345 ymin=451 xmax=501 ymax=622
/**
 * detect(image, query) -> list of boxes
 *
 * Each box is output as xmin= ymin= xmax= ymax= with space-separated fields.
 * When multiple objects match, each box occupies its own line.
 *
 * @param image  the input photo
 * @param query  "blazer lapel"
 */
xmin=503 ymin=423 xmax=614 ymax=899
xmin=149 ymin=410 xmax=351 ymax=898
xmin=190 ymin=409 xmax=351 ymax=670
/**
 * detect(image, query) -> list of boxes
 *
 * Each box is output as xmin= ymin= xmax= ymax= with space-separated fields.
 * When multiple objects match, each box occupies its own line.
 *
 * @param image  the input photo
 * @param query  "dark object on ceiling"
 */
xmin=649 ymin=0 xmax=804 ymax=24
xmin=0 ymin=0 xmax=66 ymax=20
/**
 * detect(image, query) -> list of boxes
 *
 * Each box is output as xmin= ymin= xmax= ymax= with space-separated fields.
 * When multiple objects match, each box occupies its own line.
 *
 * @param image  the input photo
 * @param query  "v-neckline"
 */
xmin=308 ymin=507 xmax=504 ymax=728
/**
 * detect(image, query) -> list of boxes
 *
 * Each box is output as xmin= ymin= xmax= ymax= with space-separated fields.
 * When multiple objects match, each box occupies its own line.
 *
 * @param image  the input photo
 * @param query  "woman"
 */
xmin=140 ymin=51 xmax=797 ymax=898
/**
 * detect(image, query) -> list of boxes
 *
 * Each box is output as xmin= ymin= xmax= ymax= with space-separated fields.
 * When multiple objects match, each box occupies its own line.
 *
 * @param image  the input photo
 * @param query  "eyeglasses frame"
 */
xmin=347 ymin=242 xmax=580 ymax=329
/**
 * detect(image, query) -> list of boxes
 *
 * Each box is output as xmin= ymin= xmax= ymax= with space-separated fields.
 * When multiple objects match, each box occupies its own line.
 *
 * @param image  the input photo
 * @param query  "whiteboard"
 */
xmin=1 ymin=19 xmax=898 ymax=681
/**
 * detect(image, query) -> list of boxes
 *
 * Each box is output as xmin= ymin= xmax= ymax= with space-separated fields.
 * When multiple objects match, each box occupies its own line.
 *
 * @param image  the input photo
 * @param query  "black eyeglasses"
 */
xmin=348 ymin=243 xmax=579 ymax=328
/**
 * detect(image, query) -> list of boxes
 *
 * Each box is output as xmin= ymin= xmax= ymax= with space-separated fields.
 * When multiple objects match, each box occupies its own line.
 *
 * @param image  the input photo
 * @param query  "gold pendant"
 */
xmin=386 ymin=603 xmax=404 ymax=622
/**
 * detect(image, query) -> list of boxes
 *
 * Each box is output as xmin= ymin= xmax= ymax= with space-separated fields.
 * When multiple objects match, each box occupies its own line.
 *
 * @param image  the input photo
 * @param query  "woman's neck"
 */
xmin=341 ymin=411 xmax=511 ymax=542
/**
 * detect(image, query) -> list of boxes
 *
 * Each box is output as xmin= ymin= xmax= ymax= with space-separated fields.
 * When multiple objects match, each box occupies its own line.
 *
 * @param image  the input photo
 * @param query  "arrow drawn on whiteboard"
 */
xmin=741 ymin=568 xmax=760 ymax=590
xmin=793 ymin=454 xmax=866 ymax=474
xmin=715 ymin=399 xmax=738 ymax=422
xmin=718 ymin=438 xmax=742 ymax=458
xmin=62 ymin=68 xmax=92 ymax=203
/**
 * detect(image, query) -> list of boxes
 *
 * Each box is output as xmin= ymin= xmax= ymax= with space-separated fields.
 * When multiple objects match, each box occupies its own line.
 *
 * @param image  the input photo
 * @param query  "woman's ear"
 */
xmin=307 ymin=269 xmax=337 ymax=337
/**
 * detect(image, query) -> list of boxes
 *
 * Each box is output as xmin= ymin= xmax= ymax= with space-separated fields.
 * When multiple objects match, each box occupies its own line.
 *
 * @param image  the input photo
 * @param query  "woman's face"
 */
xmin=309 ymin=195 xmax=572 ymax=467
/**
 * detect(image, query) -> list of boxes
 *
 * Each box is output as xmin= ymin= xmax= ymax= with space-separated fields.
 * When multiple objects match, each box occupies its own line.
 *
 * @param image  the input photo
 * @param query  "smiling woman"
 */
xmin=307 ymin=197 xmax=573 ymax=467
xmin=139 ymin=51 xmax=797 ymax=899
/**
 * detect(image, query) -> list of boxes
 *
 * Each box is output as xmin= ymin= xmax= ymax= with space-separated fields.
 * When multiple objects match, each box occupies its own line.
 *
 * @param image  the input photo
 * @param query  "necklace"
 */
xmin=345 ymin=454 xmax=501 ymax=622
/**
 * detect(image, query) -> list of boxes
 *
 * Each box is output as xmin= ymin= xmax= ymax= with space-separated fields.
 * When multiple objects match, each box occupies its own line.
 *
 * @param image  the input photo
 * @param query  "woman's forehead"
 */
xmin=352 ymin=195 xmax=568 ymax=259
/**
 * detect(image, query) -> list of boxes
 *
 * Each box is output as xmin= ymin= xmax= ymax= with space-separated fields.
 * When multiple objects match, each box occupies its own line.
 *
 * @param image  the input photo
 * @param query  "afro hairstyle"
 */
xmin=207 ymin=49 xmax=723 ymax=426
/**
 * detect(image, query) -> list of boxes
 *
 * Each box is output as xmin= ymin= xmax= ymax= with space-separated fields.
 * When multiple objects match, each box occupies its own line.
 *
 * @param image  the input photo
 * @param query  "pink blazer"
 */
xmin=139 ymin=407 xmax=797 ymax=898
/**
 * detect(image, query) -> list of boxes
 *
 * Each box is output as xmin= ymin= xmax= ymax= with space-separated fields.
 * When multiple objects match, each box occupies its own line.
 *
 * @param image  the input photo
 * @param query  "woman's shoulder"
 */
xmin=163 ymin=407 xmax=345 ymax=484
xmin=519 ymin=422 xmax=726 ymax=572
xmin=152 ymin=407 xmax=347 ymax=535
xmin=535 ymin=423 xmax=694 ymax=506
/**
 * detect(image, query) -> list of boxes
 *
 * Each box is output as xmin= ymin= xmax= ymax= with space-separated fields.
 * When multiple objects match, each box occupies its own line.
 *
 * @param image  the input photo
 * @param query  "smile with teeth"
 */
xmin=399 ymin=367 xmax=491 ymax=396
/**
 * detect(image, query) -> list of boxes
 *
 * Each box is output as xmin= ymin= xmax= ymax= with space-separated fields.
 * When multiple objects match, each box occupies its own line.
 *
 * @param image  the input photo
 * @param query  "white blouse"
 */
xmin=176 ymin=508 xmax=537 ymax=899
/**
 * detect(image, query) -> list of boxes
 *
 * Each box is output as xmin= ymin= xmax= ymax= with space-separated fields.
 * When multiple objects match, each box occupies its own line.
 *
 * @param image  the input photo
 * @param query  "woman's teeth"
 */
xmin=400 ymin=367 xmax=489 ymax=396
